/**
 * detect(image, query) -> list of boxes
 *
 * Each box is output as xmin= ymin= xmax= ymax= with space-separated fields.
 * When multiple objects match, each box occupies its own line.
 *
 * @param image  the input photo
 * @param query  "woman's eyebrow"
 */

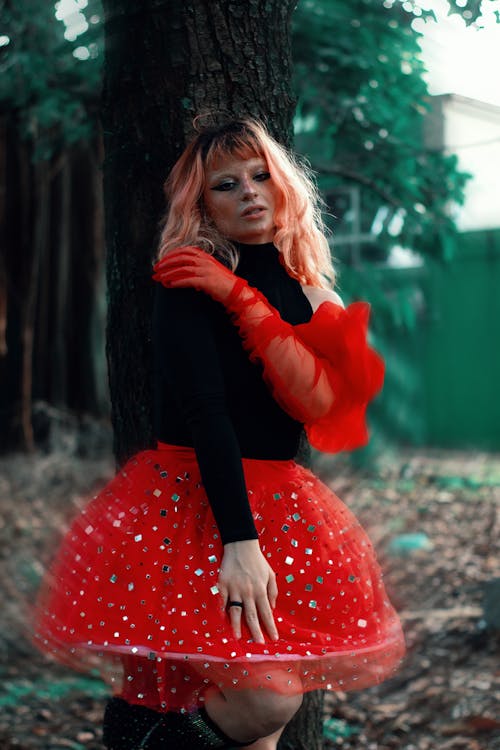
xmin=209 ymin=161 xmax=267 ymax=181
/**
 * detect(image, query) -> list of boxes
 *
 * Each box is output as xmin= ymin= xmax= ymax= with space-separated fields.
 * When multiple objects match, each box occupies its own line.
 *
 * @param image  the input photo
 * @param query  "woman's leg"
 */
xmin=245 ymin=726 xmax=285 ymax=750
xmin=204 ymin=685 xmax=301 ymax=744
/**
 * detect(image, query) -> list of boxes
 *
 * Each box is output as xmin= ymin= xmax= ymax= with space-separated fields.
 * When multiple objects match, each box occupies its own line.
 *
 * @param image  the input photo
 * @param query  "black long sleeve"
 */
xmin=153 ymin=286 xmax=258 ymax=545
xmin=152 ymin=242 xmax=313 ymax=546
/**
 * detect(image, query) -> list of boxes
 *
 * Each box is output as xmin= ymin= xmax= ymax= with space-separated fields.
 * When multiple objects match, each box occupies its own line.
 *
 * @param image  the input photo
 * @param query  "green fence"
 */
xmin=342 ymin=228 xmax=500 ymax=453
xmin=423 ymin=229 xmax=500 ymax=450
xmin=338 ymin=257 xmax=428 ymax=455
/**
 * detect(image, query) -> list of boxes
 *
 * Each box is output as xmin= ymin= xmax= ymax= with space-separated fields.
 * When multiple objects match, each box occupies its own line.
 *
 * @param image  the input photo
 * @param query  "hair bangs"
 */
xmin=203 ymin=131 xmax=263 ymax=172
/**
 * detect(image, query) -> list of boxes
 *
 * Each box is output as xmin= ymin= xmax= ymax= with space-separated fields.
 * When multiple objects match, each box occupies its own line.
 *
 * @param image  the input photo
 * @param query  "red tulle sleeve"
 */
xmin=295 ymin=300 xmax=384 ymax=452
xmin=224 ymin=279 xmax=384 ymax=453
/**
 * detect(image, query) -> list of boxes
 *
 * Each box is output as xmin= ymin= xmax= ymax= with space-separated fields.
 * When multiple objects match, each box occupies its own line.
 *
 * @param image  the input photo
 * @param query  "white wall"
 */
xmin=442 ymin=95 xmax=500 ymax=231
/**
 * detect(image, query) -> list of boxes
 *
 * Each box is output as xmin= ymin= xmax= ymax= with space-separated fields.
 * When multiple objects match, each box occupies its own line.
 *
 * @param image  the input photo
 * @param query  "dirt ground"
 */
xmin=0 ymin=443 xmax=499 ymax=750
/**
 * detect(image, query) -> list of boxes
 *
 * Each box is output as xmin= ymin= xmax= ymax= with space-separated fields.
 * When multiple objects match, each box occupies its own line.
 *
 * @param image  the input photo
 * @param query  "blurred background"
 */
xmin=1 ymin=1 xmax=499 ymax=749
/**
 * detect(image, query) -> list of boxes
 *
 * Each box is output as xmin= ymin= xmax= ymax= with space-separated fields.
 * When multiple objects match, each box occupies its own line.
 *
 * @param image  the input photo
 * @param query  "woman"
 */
xmin=34 ymin=118 xmax=405 ymax=750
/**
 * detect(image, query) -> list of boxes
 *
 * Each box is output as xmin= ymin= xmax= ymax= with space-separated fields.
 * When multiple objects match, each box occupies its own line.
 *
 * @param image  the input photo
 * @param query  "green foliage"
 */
xmin=292 ymin=0 xmax=471 ymax=265
xmin=445 ymin=0 xmax=499 ymax=24
xmin=323 ymin=716 xmax=361 ymax=740
xmin=0 ymin=675 xmax=108 ymax=707
xmin=1 ymin=0 xmax=494 ymax=167
xmin=0 ymin=0 xmax=103 ymax=159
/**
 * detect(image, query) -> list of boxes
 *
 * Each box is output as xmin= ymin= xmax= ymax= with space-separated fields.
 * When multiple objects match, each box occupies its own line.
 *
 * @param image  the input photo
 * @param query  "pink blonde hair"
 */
xmin=156 ymin=118 xmax=335 ymax=289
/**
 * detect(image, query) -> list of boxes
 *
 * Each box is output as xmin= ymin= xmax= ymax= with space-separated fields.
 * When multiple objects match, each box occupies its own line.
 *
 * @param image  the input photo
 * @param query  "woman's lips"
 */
xmin=241 ymin=206 xmax=266 ymax=219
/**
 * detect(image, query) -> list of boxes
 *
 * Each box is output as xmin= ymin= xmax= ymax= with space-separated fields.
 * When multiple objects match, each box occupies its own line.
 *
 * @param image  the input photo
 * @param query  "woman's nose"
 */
xmin=240 ymin=176 xmax=257 ymax=199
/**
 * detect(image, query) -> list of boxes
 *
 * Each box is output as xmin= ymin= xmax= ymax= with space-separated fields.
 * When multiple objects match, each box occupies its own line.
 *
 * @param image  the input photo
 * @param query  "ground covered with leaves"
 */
xmin=0 ymin=444 xmax=498 ymax=750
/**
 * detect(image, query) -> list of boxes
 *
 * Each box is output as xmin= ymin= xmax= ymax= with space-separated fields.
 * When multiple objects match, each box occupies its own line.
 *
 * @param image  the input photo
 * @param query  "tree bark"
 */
xmin=280 ymin=690 xmax=324 ymax=750
xmin=101 ymin=0 xmax=297 ymax=463
xmin=101 ymin=1 xmax=323 ymax=747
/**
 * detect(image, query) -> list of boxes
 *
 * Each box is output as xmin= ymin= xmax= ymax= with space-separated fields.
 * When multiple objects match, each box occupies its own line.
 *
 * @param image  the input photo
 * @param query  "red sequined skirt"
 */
xmin=33 ymin=443 xmax=405 ymax=711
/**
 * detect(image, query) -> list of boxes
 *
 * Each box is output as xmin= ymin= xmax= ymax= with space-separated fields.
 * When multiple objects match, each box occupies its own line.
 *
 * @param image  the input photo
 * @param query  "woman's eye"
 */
xmin=255 ymin=171 xmax=271 ymax=181
xmin=212 ymin=181 xmax=235 ymax=192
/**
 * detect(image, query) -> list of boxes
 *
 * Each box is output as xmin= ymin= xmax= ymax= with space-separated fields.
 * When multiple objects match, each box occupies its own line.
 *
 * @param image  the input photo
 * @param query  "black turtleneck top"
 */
xmin=152 ymin=242 xmax=313 ymax=544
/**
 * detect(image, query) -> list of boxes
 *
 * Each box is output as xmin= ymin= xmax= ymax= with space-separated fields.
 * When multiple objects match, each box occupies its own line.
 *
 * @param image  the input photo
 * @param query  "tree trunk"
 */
xmin=1 ymin=116 xmax=38 ymax=452
xmin=280 ymin=690 xmax=324 ymax=750
xmin=50 ymin=153 xmax=71 ymax=408
xmin=101 ymin=1 xmax=323 ymax=747
xmin=68 ymin=139 xmax=108 ymax=416
xmin=0 ymin=118 xmax=7 ymax=361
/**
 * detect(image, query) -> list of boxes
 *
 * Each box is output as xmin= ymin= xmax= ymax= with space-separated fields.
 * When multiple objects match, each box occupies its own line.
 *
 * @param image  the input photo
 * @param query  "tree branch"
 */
xmin=314 ymin=163 xmax=404 ymax=209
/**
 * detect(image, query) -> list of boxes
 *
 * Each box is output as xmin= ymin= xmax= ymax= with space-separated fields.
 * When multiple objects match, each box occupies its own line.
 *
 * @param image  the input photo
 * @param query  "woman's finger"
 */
xmin=153 ymin=261 xmax=212 ymax=285
xmin=227 ymin=599 xmax=244 ymax=640
xmin=162 ymin=245 xmax=204 ymax=259
xmin=153 ymin=257 xmax=198 ymax=275
xmin=154 ymin=266 xmax=208 ymax=287
xmin=152 ymin=274 xmax=197 ymax=288
xmin=267 ymin=573 xmax=278 ymax=610
xmin=256 ymin=593 xmax=279 ymax=642
xmin=217 ymin=580 xmax=228 ymax=613
xmin=156 ymin=256 xmax=198 ymax=269
xmin=242 ymin=601 xmax=265 ymax=644
xmin=153 ymin=269 xmax=197 ymax=284
xmin=153 ymin=251 xmax=199 ymax=271
xmin=153 ymin=268 xmax=196 ymax=285
xmin=155 ymin=246 xmax=208 ymax=268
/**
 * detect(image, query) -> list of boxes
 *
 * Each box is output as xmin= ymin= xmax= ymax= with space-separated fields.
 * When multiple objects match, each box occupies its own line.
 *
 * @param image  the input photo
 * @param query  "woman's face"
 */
xmin=202 ymin=154 xmax=276 ymax=244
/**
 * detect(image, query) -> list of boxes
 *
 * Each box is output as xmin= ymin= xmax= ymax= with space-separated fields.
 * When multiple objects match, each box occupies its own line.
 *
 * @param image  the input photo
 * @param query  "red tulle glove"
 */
xmin=152 ymin=247 xmax=239 ymax=304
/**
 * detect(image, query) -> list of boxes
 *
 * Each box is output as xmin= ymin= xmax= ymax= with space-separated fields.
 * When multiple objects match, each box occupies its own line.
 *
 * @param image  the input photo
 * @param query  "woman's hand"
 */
xmin=217 ymin=539 xmax=279 ymax=644
xmin=152 ymin=246 xmax=237 ymax=304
